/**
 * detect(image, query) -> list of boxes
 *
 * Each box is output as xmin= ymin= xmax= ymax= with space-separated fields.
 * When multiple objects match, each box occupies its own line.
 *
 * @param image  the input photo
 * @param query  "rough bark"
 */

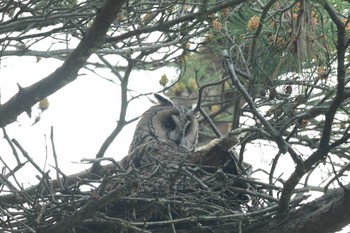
xmin=246 ymin=184 xmax=350 ymax=233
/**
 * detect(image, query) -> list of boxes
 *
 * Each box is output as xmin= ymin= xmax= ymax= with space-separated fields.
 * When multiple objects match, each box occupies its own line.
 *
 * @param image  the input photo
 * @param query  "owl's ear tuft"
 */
xmin=154 ymin=93 xmax=174 ymax=106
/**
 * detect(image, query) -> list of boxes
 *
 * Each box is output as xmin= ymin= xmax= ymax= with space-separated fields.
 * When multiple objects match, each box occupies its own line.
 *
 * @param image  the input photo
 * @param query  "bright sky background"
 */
xmin=0 ymin=55 xmax=172 ymax=183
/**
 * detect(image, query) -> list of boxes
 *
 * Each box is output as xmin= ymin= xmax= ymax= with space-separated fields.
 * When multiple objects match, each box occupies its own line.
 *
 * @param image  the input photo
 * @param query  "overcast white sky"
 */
xmin=0 ymin=55 xmax=171 ymax=182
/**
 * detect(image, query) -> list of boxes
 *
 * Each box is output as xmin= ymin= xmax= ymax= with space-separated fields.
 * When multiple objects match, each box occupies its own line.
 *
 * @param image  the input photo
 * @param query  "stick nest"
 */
xmin=0 ymin=140 xmax=304 ymax=233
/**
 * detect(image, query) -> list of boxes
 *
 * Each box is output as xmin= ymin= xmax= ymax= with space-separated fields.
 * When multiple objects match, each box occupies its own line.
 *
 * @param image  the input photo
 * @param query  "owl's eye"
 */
xmin=163 ymin=118 xmax=176 ymax=131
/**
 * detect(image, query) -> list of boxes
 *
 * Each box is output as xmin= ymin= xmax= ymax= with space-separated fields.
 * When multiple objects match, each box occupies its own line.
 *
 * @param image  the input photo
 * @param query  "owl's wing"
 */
xmin=191 ymin=134 xmax=252 ymax=176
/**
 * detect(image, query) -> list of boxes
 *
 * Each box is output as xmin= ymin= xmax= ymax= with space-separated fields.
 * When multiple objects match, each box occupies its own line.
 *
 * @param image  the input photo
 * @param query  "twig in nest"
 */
xmin=81 ymin=157 xmax=124 ymax=171
xmin=50 ymin=126 xmax=64 ymax=190
xmin=12 ymin=138 xmax=47 ymax=177
xmin=0 ymin=206 xmax=36 ymax=233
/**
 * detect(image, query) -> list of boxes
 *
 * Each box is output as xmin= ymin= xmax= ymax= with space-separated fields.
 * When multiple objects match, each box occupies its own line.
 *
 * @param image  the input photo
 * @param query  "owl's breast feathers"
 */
xmin=121 ymin=140 xmax=193 ymax=169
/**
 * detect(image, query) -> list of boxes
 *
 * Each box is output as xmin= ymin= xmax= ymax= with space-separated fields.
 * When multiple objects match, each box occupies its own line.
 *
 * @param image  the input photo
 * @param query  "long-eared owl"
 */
xmin=128 ymin=94 xmax=198 ymax=154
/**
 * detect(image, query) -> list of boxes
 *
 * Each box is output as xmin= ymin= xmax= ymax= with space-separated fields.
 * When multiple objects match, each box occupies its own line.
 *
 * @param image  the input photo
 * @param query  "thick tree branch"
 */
xmin=248 ymin=184 xmax=350 ymax=233
xmin=0 ymin=0 xmax=127 ymax=127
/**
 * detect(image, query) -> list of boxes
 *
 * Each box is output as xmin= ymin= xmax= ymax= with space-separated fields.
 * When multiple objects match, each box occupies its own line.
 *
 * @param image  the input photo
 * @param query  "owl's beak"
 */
xmin=173 ymin=134 xmax=182 ymax=146
xmin=169 ymin=130 xmax=193 ymax=151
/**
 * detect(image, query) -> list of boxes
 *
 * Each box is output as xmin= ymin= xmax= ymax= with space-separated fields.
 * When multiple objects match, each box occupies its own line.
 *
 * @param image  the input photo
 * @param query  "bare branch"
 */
xmin=0 ymin=0 xmax=127 ymax=127
xmin=223 ymin=49 xmax=290 ymax=155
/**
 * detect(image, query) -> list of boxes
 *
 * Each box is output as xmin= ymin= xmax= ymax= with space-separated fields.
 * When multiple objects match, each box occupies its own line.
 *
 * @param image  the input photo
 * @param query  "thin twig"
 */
xmin=193 ymin=69 xmax=224 ymax=138
xmin=324 ymin=162 xmax=350 ymax=192
xmin=223 ymin=50 xmax=289 ymax=155
xmin=2 ymin=128 xmax=21 ymax=164
xmin=50 ymin=126 xmax=63 ymax=190
xmin=11 ymin=139 xmax=47 ymax=177
xmin=327 ymin=156 xmax=350 ymax=193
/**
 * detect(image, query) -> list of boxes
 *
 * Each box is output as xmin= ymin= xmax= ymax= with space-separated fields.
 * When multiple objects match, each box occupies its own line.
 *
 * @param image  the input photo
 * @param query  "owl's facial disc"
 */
xmin=149 ymin=105 xmax=197 ymax=151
